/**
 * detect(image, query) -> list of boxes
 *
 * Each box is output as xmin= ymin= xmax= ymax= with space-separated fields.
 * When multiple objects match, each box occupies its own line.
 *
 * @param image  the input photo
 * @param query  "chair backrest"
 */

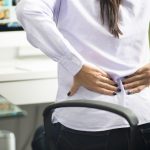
xmin=43 ymin=99 xmax=139 ymax=150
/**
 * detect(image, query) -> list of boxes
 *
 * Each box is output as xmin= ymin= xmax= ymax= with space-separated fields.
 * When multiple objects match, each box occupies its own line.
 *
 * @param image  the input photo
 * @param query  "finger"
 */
xmin=96 ymin=80 xmax=119 ymax=92
xmin=126 ymin=85 xmax=146 ymax=95
xmin=98 ymin=76 xmax=117 ymax=86
xmin=94 ymin=68 xmax=111 ymax=79
xmin=68 ymin=81 xmax=80 ymax=96
xmin=136 ymin=64 xmax=150 ymax=74
xmin=125 ymin=66 xmax=150 ymax=78
xmin=83 ymin=65 xmax=110 ymax=79
xmin=91 ymin=87 xmax=117 ymax=96
xmin=124 ymin=79 xmax=147 ymax=90
xmin=123 ymin=73 xmax=146 ymax=84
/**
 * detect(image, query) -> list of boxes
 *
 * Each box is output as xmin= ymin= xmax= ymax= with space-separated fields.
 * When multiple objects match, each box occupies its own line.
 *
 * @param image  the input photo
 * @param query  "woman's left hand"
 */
xmin=123 ymin=63 xmax=150 ymax=94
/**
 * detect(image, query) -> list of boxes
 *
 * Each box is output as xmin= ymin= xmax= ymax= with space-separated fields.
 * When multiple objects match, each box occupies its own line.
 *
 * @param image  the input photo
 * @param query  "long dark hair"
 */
xmin=100 ymin=0 xmax=122 ymax=38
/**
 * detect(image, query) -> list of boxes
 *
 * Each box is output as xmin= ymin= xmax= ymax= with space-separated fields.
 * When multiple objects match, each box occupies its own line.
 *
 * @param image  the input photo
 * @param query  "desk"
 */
xmin=0 ymin=58 xmax=57 ymax=150
xmin=0 ymin=58 xmax=57 ymax=105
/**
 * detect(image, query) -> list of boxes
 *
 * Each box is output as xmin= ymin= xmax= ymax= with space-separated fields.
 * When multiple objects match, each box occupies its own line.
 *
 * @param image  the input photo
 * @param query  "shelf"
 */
xmin=0 ymin=95 xmax=26 ymax=118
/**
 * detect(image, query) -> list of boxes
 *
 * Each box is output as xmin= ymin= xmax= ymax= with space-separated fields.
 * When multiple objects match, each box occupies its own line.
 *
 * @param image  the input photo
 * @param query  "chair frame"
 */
xmin=43 ymin=100 xmax=139 ymax=150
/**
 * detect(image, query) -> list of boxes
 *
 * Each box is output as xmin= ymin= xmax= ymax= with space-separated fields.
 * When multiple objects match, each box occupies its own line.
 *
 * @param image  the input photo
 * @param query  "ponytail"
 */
xmin=100 ymin=0 xmax=122 ymax=38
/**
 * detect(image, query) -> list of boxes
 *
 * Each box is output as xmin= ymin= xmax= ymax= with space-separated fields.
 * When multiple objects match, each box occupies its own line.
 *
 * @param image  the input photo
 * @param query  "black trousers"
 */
xmin=32 ymin=123 xmax=150 ymax=150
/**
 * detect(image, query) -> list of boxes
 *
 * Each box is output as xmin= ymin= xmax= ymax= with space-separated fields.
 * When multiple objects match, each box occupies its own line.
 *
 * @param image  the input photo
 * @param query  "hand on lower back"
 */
xmin=68 ymin=64 xmax=120 ymax=96
xmin=123 ymin=63 xmax=150 ymax=95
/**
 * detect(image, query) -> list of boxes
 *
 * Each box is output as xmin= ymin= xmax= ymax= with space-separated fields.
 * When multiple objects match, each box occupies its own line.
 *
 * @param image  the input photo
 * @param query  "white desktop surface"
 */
xmin=0 ymin=58 xmax=57 ymax=82
xmin=0 ymin=58 xmax=58 ymax=105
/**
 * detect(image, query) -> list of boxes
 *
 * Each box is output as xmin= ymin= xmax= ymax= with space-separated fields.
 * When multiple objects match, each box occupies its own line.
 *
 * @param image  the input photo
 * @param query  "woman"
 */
xmin=16 ymin=0 xmax=150 ymax=149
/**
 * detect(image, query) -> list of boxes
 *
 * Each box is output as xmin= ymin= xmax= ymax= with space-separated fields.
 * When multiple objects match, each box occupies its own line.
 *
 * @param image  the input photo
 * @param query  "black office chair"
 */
xmin=43 ymin=100 xmax=139 ymax=150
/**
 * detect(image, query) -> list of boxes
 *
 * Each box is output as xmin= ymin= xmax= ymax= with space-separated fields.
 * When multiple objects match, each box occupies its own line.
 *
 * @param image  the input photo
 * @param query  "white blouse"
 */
xmin=16 ymin=0 xmax=150 ymax=131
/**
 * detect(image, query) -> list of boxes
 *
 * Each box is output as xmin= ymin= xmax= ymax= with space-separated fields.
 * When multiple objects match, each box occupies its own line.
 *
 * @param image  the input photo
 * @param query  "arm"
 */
xmin=16 ymin=0 xmax=118 ymax=95
xmin=16 ymin=0 xmax=84 ymax=76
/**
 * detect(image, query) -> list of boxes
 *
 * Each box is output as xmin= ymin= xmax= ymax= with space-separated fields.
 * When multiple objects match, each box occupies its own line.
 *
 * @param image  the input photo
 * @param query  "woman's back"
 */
xmin=16 ymin=0 xmax=150 ymax=132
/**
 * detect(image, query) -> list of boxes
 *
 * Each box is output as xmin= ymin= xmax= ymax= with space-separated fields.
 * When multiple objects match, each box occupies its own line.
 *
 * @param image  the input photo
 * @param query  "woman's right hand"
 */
xmin=68 ymin=64 xmax=120 ymax=96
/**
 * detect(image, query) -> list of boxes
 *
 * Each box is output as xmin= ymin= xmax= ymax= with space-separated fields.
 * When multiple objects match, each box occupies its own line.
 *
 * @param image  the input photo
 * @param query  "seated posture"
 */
xmin=16 ymin=0 xmax=150 ymax=149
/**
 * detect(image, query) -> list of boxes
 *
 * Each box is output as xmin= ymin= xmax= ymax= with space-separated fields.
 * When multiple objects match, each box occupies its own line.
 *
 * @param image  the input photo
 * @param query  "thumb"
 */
xmin=67 ymin=80 xmax=80 ymax=96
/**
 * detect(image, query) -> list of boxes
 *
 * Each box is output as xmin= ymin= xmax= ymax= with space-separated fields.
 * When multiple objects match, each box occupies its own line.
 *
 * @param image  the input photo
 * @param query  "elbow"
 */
xmin=16 ymin=0 xmax=39 ymax=23
xmin=16 ymin=0 xmax=29 ymax=23
xmin=16 ymin=0 xmax=53 ymax=25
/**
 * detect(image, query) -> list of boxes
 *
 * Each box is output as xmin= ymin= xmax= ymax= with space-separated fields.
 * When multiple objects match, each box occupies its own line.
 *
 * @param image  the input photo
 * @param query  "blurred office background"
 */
xmin=0 ymin=0 xmax=150 ymax=150
xmin=0 ymin=0 xmax=57 ymax=150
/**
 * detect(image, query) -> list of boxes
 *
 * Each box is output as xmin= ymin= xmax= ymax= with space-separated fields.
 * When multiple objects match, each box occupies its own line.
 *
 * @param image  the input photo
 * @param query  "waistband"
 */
xmin=57 ymin=122 xmax=150 ymax=136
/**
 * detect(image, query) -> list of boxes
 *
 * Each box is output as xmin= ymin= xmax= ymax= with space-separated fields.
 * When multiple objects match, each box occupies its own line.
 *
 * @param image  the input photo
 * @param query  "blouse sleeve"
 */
xmin=16 ymin=0 xmax=85 ymax=76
